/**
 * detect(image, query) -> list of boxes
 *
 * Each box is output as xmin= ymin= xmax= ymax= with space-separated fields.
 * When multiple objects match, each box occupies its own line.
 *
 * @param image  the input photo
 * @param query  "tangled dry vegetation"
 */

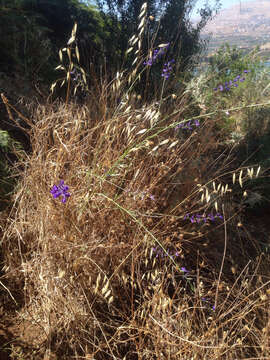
xmin=1 ymin=4 xmax=270 ymax=360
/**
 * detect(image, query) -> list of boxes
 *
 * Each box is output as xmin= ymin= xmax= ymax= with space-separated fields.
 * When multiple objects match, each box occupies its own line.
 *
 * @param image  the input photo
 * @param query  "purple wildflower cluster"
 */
xmin=50 ymin=180 xmax=71 ymax=203
xmin=214 ymin=69 xmax=251 ymax=92
xmin=175 ymin=119 xmax=200 ymax=131
xmin=184 ymin=212 xmax=223 ymax=223
xmin=144 ymin=43 xmax=175 ymax=80
xmin=161 ymin=59 xmax=175 ymax=80
xmin=152 ymin=246 xmax=179 ymax=259
xmin=144 ymin=43 xmax=170 ymax=66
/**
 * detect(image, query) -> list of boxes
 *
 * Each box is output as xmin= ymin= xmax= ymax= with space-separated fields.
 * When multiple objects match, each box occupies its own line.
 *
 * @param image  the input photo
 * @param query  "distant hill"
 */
xmin=200 ymin=0 xmax=270 ymax=54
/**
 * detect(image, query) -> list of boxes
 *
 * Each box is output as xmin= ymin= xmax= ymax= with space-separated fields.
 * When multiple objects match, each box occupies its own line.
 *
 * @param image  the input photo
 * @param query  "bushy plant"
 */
xmin=1 ymin=4 xmax=270 ymax=360
xmin=186 ymin=44 xmax=270 ymax=139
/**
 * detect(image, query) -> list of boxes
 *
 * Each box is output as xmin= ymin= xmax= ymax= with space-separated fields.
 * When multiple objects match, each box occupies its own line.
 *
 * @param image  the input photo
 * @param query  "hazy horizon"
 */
xmin=191 ymin=0 xmax=263 ymax=19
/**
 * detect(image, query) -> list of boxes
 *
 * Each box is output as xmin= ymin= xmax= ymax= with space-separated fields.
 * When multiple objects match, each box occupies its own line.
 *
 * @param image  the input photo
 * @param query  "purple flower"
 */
xmin=234 ymin=75 xmax=241 ymax=82
xmin=144 ymin=43 xmax=170 ymax=67
xmin=157 ymin=43 xmax=170 ymax=58
xmin=50 ymin=180 xmax=71 ymax=203
xmin=152 ymin=246 xmax=179 ymax=259
xmin=208 ymin=213 xmax=215 ymax=221
xmin=153 ymin=49 xmax=159 ymax=58
xmin=208 ymin=213 xmax=223 ymax=221
xmin=176 ymin=119 xmax=199 ymax=132
xmin=161 ymin=59 xmax=175 ymax=80
xmin=144 ymin=58 xmax=154 ymax=66
xmin=180 ymin=267 xmax=189 ymax=273
xmin=175 ymin=123 xmax=184 ymax=130
xmin=186 ymin=121 xmax=193 ymax=130
xmin=215 ymin=70 xmax=249 ymax=94
xmin=185 ymin=212 xmax=222 ymax=224
xmin=218 ymin=85 xmax=224 ymax=91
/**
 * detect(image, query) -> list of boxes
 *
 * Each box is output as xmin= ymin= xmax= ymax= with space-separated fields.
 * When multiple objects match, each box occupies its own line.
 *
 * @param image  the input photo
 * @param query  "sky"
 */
xmin=195 ymin=0 xmax=242 ymax=10
xmin=88 ymin=0 xmax=243 ymax=11
xmin=87 ymin=0 xmax=258 ymax=18
xmin=192 ymin=0 xmax=243 ymax=17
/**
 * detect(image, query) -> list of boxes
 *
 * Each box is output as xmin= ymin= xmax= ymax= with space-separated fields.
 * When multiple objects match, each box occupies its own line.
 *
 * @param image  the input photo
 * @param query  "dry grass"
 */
xmin=1 ymin=4 xmax=270 ymax=359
